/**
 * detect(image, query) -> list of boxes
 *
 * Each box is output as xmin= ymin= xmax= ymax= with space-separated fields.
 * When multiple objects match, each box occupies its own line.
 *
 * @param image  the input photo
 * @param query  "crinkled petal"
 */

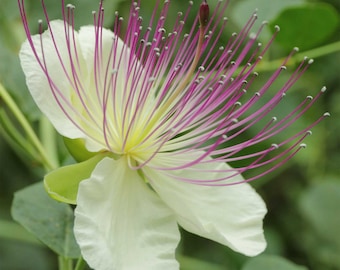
xmin=19 ymin=21 xmax=107 ymax=152
xmin=19 ymin=20 xmax=85 ymax=140
xmin=74 ymin=157 xmax=180 ymax=270
xmin=143 ymin=153 xmax=267 ymax=256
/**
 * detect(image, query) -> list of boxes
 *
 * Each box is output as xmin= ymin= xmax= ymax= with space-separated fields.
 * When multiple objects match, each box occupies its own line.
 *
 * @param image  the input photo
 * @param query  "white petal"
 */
xmin=74 ymin=157 xmax=180 ymax=270
xmin=20 ymin=21 xmax=106 ymax=151
xmin=19 ymin=20 xmax=84 ymax=139
xmin=143 ymin=153 xmax=267 ymax=256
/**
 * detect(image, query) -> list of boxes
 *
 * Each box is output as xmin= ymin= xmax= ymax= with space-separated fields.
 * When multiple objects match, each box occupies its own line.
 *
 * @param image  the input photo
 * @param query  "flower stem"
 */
xmin=74 ymin=257 xmax=87 ymax=270
xmin=0 ymin=83 xmax=57 ymax=170
xmin=255 ymin=40 xmax=340 ymax=73
xmin=58 ymin=256 xmax=73 ymax=270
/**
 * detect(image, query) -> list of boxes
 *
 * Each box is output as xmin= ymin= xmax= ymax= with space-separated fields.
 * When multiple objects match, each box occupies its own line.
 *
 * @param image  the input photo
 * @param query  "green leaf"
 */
xmin=11 ymin=182 xmax=81 ymax=258
xmin=232 ymin=0 xmax=305 ymax=41
xmin=242 ymin=255 xmax=307 ymax=270
xmin=45 ymin=153 xmax=108 ymax=205
xmin=270 ymin=3 xmax=339 ymax=50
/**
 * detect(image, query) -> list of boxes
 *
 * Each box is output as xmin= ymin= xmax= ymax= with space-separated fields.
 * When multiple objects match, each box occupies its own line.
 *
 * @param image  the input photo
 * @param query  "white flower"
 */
xmin=19 ymin=0 xmax=326 ymax=269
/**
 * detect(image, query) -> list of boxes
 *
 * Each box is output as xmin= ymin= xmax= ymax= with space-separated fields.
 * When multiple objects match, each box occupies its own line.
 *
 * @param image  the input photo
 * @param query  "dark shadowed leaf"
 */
xmin=11 ymin=181 xmax=80 ymax=258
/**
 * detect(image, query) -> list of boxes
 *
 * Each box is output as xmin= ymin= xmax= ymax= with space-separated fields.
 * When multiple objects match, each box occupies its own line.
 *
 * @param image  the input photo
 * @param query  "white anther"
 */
xmin=272 ymin=116 xmax=277 ymax=122
xmin=275 ymin=25 xmax=280 ymax=31
xmin=306 ymin=130 xmax=313 ymax=135
xmin=321 ymin=86 xmax=327 ymax=92
xmin=198 ymin=66 xmax=205 ymax=72
xmin=323 ymin=112 xmax=330 ymax=117
xmin=308 ymin=59 xmax=314 ymax=64
xmin=300 ymin=143 xmax=307 ymax=148
xmin=249 ymin=33 xmax=257 ymax=40
xmin=271 ymin=143 xmax=279 ymax=149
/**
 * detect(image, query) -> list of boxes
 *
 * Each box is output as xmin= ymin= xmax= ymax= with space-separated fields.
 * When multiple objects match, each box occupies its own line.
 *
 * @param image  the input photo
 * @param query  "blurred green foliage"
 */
xmin=1 ymin=0 xmax=339 ymax=269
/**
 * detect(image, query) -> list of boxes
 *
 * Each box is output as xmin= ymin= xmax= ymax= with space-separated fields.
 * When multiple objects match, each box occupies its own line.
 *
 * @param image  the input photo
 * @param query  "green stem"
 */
xmin=0 ymin=83 xmax=57 ymax=170
xmin=58 ymin=256 xmax=73 ymax=270
xmin=0 ymin=109 xmax=39 ymax=160
xmin=74 ymin=257 xmax=86 ymax=270
xmin=255 ymin=40 xmax=340 ymax=73
xmin=40 ymin=116 xmax=60 ymax=168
